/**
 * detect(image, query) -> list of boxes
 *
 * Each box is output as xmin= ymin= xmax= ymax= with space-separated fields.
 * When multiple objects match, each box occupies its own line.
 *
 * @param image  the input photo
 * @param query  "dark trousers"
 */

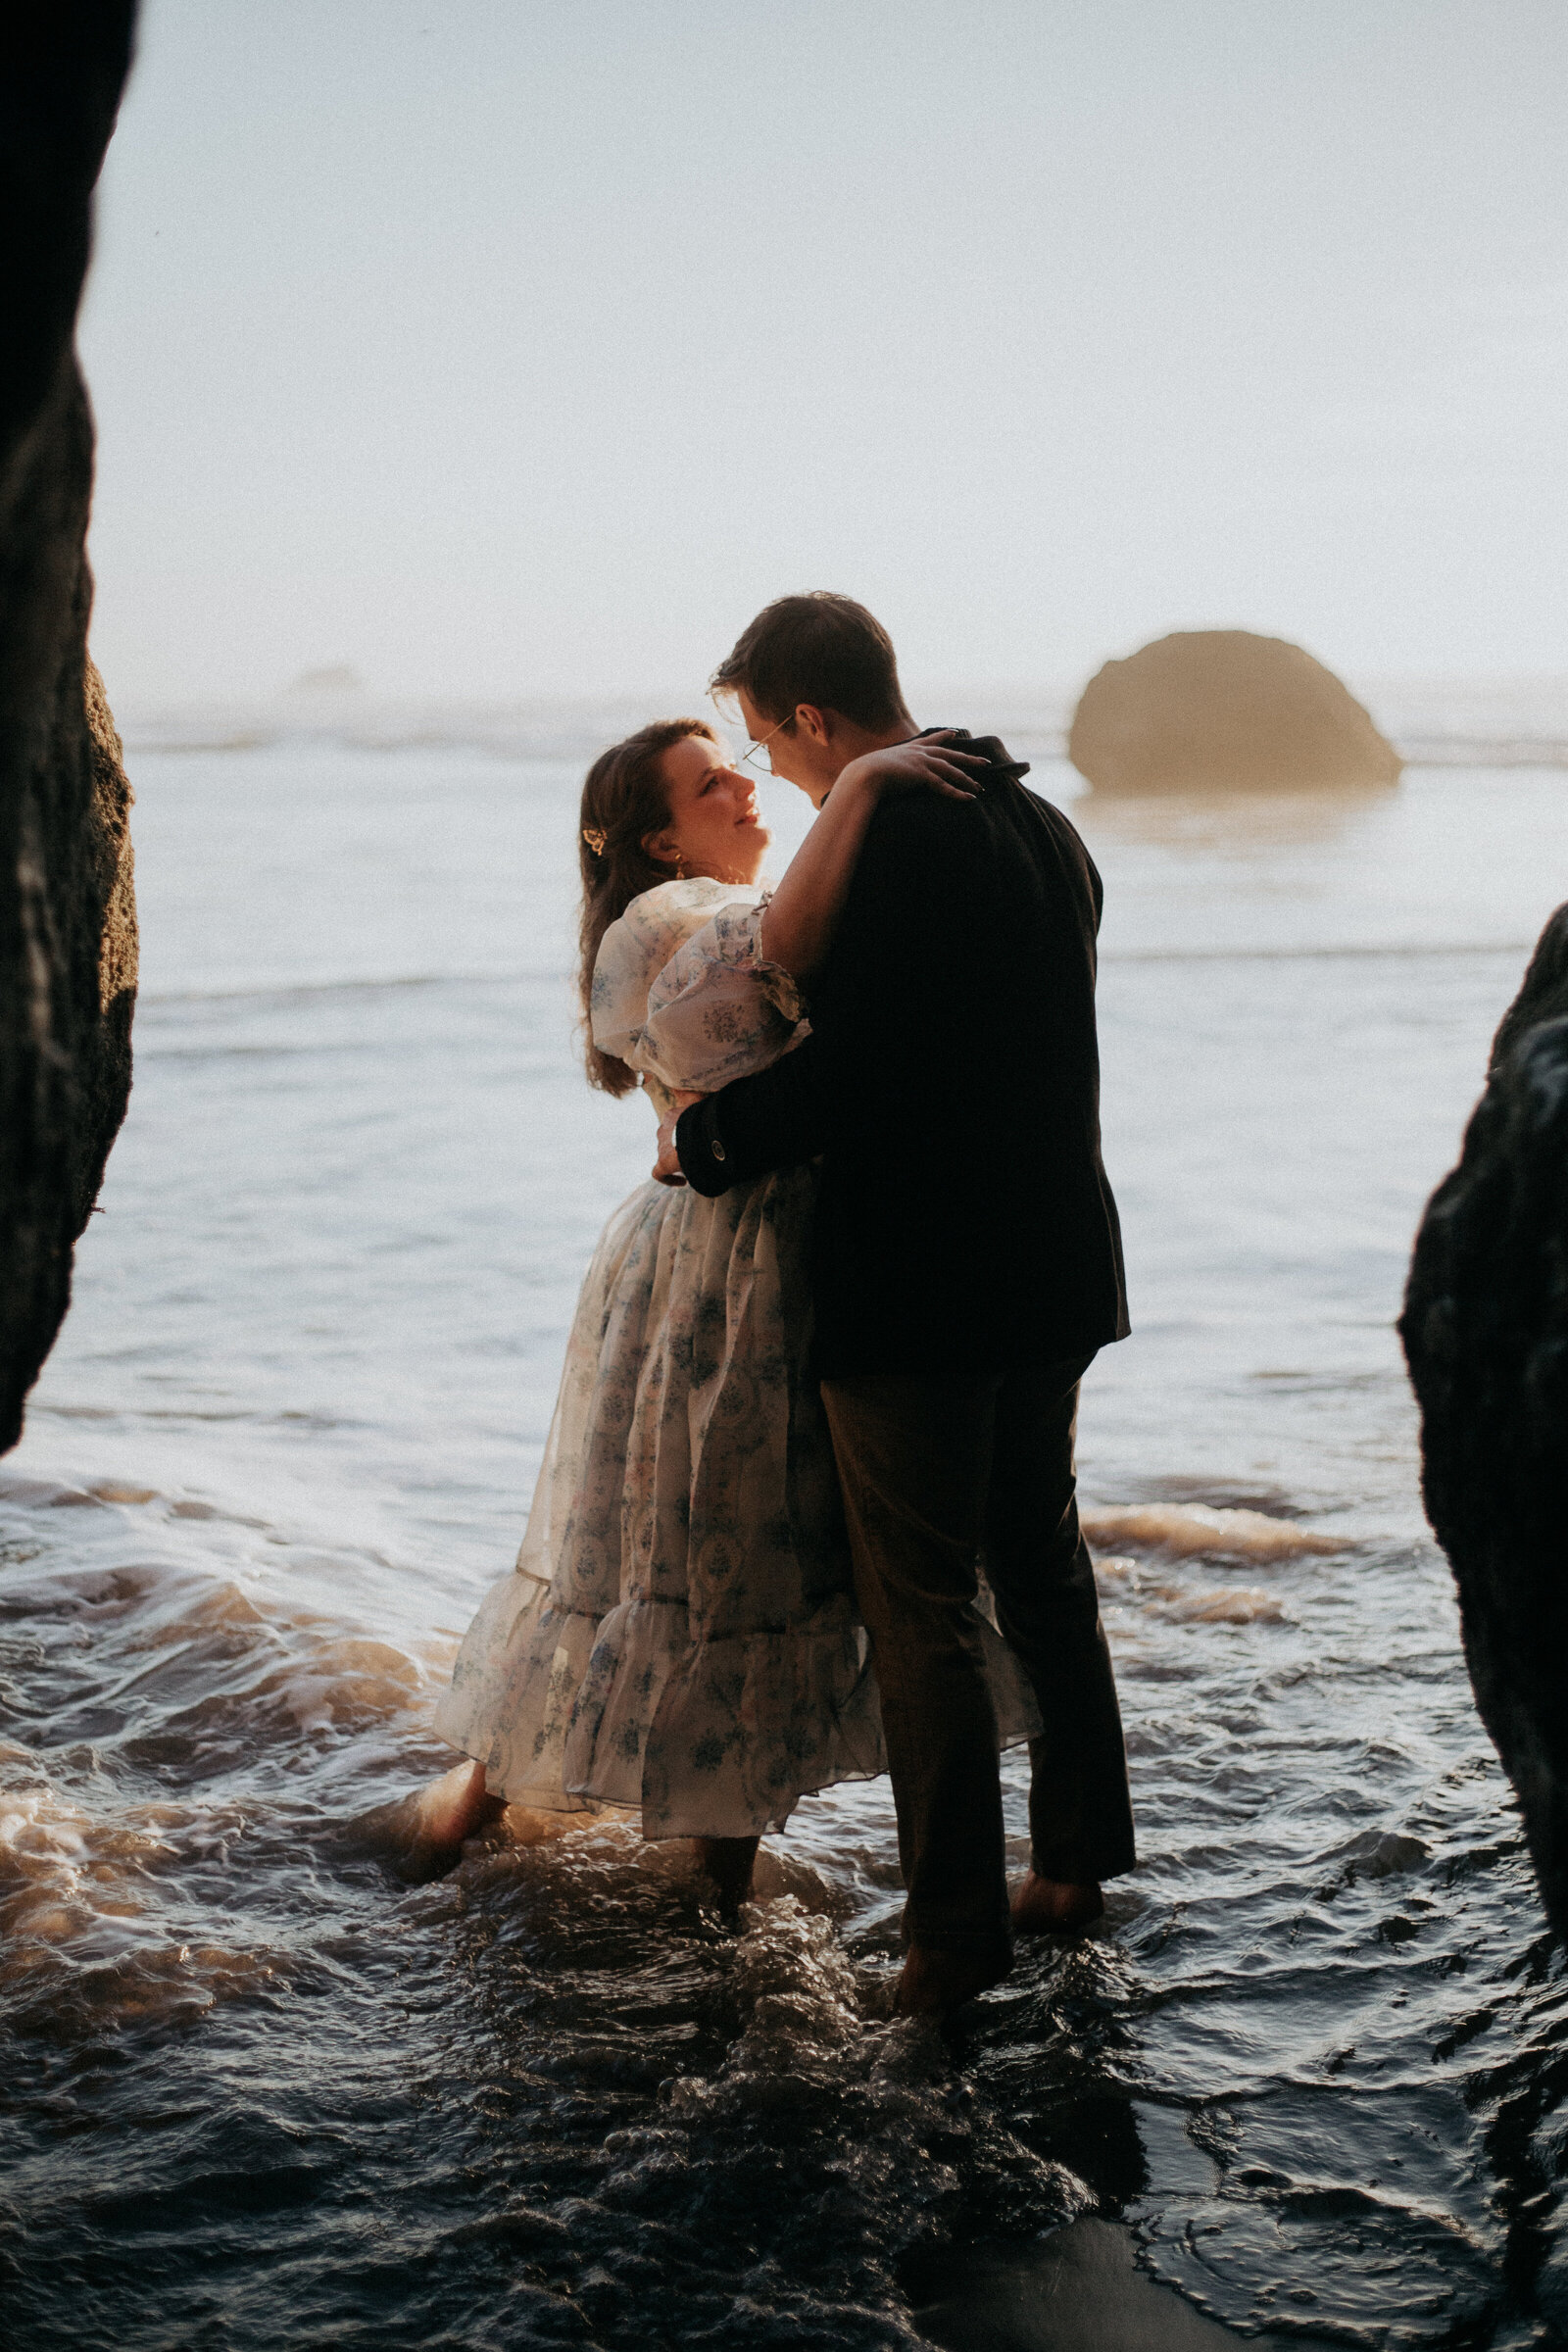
xmin=820 ymin=1355 xmax=1136 ymax=1963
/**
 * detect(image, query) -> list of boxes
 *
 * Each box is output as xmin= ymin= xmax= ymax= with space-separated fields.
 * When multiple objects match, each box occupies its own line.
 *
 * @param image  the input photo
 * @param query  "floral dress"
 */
xmin=434 ymin=876 xmax=1039 ymax=1838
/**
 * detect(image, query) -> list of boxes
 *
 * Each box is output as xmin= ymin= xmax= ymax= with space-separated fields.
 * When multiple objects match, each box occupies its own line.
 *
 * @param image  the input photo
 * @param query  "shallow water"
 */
xmin=5 ymin=718 xmax=1568 ymax=2347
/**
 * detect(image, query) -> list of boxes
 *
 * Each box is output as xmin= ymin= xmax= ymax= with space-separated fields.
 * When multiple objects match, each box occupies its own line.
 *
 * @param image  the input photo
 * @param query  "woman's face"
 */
xmin=649 ymin=733 xmax=770 ymax=885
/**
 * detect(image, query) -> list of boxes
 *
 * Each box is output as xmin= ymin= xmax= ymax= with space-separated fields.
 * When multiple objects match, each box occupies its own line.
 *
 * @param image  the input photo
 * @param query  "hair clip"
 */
xmin=582 ymin=825 xmax=607 ymax=857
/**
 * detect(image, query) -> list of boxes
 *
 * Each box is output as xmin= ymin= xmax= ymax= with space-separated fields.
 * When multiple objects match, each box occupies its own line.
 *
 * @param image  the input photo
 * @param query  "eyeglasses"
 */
xmin=737 ymin=711 xmax=798 ymax=773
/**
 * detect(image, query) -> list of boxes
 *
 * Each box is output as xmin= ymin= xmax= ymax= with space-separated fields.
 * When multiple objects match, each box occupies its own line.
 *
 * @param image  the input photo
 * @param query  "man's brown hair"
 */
xmin=710 ymin=592 xmax=912 ymax=732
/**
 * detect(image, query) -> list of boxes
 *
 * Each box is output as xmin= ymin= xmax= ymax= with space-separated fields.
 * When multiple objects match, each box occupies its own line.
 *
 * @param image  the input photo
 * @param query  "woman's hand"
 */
xmin=836 ymin=732 xmax=988 ymax=804
xmin=653 ymin=1090 xmax=705 ymax=1185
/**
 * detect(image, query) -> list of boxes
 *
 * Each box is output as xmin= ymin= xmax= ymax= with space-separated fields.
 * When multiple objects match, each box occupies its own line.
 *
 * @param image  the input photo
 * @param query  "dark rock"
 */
xmin=1 ymin=8 xmax=139 ymax=1452
xmin=1068 ymin=630 xmax=1401 ymax=794
xmin=1399 ymin=904 xmax=1568 ymax=1936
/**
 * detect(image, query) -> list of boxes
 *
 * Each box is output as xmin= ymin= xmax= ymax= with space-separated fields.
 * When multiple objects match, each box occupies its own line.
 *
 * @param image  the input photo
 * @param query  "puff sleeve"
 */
xmin=639 ymin=897 xmax=809 ymax=1093
xmin=589 ymin=879 xmax=745 ymax=1071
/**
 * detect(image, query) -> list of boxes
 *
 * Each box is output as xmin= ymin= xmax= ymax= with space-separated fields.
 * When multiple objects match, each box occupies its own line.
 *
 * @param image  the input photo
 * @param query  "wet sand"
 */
xmin=918 ymin=2219 xmax=1338 ymax=2350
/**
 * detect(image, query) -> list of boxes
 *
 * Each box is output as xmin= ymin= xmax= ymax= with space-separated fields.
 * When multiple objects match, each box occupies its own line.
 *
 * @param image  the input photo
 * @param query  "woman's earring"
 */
xmin=674 ymin=851 xmax=687 ymax=880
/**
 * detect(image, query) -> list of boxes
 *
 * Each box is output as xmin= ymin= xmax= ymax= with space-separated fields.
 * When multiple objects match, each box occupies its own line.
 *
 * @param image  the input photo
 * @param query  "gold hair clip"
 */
xmin=582 ymin=825 xmax=607 ymax=857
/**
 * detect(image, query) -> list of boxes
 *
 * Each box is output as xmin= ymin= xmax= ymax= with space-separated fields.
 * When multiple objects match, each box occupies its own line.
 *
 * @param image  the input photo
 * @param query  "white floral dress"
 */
xmin=434 ymin=877 xmax=1039 ymax=1838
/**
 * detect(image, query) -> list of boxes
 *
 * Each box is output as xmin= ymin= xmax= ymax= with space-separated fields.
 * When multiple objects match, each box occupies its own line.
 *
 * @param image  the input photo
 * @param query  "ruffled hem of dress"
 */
xmin=568 ymin=1591 xmax=887 ymax=1838
xmin=433 ymin=1569 xmax=1040 ymax=1839
xmin=433 ymin=1573 xmax=886 ymax=1837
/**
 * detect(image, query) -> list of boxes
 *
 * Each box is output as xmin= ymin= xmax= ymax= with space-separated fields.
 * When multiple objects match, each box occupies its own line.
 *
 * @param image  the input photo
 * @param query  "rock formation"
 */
xmin=1068 ymin=630 xmax=1402 ymax=794
xmin=1 ymin=8 xmax=139 ymax=1452
xmin=1400 ymin=904 xmax=1568 ymax=1936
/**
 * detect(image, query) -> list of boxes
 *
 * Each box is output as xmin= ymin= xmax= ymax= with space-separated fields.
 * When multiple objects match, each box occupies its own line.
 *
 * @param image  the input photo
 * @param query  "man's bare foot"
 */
xmin=896 ymin=1943 xmax=1011 ymax=2018
xmin=1010 ymin=1871 xmax=1104 ymax=1936
xmin=694 ymin=1835 xmax=759 ymax=1912
xmin=360 ymin=1759 xmax=505 ymax=1883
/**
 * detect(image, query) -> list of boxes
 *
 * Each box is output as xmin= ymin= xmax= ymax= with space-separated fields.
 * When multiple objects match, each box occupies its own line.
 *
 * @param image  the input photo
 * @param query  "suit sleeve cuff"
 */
xmin=675 ymin=1096 xmax=735 ymax=1197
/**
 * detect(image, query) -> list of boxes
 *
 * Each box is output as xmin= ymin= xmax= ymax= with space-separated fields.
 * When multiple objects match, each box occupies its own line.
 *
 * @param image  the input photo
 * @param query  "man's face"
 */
xmin=735 ymin=689 xmax=839 ymax=805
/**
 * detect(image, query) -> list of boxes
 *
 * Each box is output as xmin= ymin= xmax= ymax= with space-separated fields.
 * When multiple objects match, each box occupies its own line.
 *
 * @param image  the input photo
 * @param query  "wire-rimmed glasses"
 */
xmin=736 ymin=710 xmax=797 ymax=773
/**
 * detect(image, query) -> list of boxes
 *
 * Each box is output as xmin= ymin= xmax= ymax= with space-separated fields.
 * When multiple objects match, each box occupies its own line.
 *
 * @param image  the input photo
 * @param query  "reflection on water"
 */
xmin=5 ymin=738 xmax=1568 ymax=2347
xmin=1079 ymin=778 xmax=1401 ymax=854
xmin=1073 ymin=763 xmax=1568 ymax=962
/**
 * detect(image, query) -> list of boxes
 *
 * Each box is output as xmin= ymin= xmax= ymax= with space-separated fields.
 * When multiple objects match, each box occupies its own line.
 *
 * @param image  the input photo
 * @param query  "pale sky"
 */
xmin=79 ymin=0 xmax=1568 ymax=706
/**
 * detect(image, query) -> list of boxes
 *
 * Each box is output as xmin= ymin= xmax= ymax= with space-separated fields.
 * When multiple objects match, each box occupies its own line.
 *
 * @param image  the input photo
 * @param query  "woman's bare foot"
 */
xmin=1010 ymin=1871 xmax=1104 ymax=1935
xmin=694 ymin=1835 xmax=760 ymax=1912
xmin=896 ymin=1943 xmax=1011 ymax=2018
xmin=361 ymin=1759 xmax=505 ymax=1882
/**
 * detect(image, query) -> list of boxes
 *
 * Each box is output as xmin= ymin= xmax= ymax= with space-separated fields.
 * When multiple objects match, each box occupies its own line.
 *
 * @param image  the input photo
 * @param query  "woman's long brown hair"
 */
xmin=577 ymin=716 xmax=716 ymax=1097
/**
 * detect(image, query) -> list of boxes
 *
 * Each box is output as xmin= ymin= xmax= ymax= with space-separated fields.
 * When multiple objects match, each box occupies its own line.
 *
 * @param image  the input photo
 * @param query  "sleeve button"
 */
xmin=711 ymin=1139 xmax=726 ymax=1161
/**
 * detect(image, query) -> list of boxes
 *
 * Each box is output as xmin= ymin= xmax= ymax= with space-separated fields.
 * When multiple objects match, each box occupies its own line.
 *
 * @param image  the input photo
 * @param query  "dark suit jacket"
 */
xmin=675 ymin=735 xmax=1129 ymax=1379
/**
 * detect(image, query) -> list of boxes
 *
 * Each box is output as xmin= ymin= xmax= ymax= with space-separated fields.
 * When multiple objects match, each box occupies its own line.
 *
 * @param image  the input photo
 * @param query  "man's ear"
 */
xmin=794 ymin=704 xmax=831 ymax=746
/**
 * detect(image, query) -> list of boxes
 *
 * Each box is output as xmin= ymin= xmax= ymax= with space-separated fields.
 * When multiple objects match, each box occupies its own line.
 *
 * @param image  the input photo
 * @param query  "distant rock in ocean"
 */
xmin=1 ymin=6 xmax=138 ymax=1452
xmin=1400 ymin=903 xmax=1568 ymax=1938
xmin=286 ymin=664 xmax=366 ymax=699
xmin=1068 ymin=629 xmax=1402 ymax=793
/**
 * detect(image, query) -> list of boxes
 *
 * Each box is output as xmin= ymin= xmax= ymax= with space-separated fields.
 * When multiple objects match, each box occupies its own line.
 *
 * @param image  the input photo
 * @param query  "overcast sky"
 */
xmin=79 ymin=0 xmax=1567 ymax=706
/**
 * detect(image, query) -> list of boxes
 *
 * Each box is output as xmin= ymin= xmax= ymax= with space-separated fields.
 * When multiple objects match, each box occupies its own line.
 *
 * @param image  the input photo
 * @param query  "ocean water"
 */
xmin=5 ymin=694 xmax=1568 ymax=2349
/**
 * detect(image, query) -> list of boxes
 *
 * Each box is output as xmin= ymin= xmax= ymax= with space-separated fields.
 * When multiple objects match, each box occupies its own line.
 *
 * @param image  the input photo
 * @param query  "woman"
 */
xmin=410 ymin=715 xmax=1036 ymax=1902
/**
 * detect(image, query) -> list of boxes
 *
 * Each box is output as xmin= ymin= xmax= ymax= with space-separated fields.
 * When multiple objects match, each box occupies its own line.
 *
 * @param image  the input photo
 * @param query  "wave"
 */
xmin=118 ymin=696 xmax=743 ymax=764
xmin=1081 ymin=1500 xmax=1348 ymax=1561
xmin=132 ymin=937 xmax=1537 ymax=1009
xmin=138 ymin=968 xmax=540 ymax=1006
xmin=122 ymin=720 xmax=1568 ymax=774
xmin=1392 ymin=735 xmax=1568 ymax=769
xmin=1105 ymin=938 xmax=1536 ymax=964
xmin=114 ymin=679 xmax=1568 ymax=769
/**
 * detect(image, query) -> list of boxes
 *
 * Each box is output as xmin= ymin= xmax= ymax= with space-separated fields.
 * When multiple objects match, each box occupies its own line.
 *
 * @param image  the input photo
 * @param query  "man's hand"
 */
xmin=653 ymin=1090 xmax=705 ymax=1185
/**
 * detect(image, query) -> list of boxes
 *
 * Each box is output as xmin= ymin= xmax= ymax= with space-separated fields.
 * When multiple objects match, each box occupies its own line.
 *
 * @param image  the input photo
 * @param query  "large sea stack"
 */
xmin=1400 ymin=905 xmax=1568 ymax=1937
xmin=1 ymin=8 xmax=139 ymax=1452
xmin=1068 ymin=629 xmax=1402 ymax=793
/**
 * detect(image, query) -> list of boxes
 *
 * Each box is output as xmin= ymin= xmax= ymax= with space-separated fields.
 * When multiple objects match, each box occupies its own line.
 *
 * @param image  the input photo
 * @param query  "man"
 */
xmin=674 ymin=592 xmax=1135 ymax=2016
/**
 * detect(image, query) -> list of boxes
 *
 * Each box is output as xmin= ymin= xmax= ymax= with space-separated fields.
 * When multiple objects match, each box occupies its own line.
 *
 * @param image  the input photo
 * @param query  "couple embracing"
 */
xmin=424 ymin=592 xmax=1135 ymax=2018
